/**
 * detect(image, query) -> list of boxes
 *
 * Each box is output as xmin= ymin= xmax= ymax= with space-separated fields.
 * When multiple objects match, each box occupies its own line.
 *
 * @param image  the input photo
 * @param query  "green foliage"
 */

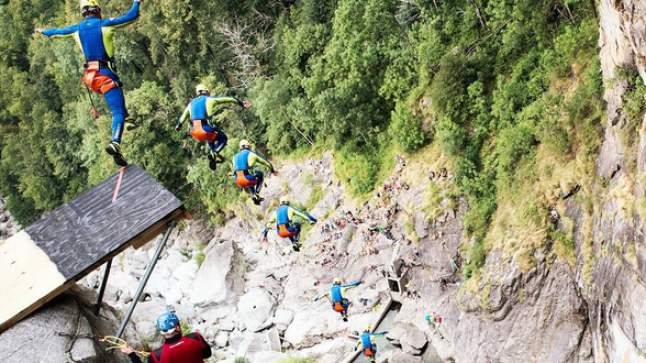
xmin=390 ymin=102 xmax=426 ymax=152
xmin=234 ymin=358 xmax=250 ymax=363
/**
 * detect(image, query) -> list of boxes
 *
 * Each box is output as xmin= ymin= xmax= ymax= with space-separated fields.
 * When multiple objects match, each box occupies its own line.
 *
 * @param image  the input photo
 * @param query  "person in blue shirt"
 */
xmin=36 ymin=0 xmax=141 ymax=167
xmin=262 ymin=196 xmax=317 ymax=251
xmin=313 ymin=277 xmax=363 ymax=322
xmin=233 ymin=140 xmax=276 ymax=205
xmin=175 ymin=84 xmax=251 ymax=171
xmin=355 ymin=326 xmax=388 ymax=363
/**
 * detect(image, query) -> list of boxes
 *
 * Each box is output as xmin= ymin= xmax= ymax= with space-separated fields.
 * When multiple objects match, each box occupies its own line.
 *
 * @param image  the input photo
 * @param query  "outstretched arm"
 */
xmin=313 ymin=289 xmax=331 ymax=301
xmin=289 ymin=207 xmax=317 ymax=223
xmin=341 ymin=280 xmax=362 ymax=294
xmin=249 ymin=152 xmax=274 ymax=173
xmin=38 ymin=24 xmax=78 ymax=38
xmin=371 ymin=331 xmax=388 ymax=336
xmin=102 ymin=0 xmax=141 ymax=29
xmin=175 ymin=103 xmax=191 ymax=131
xmin=262 ymin=212 xmax=277 ymax=240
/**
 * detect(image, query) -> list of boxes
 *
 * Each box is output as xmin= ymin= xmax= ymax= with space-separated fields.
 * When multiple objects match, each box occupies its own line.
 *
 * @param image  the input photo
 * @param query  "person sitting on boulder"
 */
xmin=175 ymin=84 xmax=251 ymax=171
xmin=355 ymin=326 xmax=388 ymax=362
xmin=313 ymin=277 xmax=362 ymax=322
xmin=232 ymin=139 xmax=276 ymax=205
xmin=262 ymin=196 xmax=317 ymax=252
xmin=120 ymin=309 xmax=211 ymax=363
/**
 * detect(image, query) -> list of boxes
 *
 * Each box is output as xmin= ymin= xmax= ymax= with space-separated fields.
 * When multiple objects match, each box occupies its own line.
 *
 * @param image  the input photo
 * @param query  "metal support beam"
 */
xmin=93 ymin=259 xmax=113 ymax=315
xmin=116 ymin=220 xmax=177 ymax=338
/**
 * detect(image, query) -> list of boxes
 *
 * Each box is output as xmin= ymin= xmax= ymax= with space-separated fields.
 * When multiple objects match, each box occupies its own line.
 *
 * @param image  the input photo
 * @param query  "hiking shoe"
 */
xmin=252 ymin=195 xmax=264 ymax=205
xmin=207 ymin=152 xmax=218 ymax=170
xmin=214 ymin=153 xmax=225 ymax=164
xmin=105 ymin=142 xmax=128 ymax=167
xmin=292 ymin=242 xmax=301 ymax=252
xmin=343 ymin=317 xmax=348 ymax=322
xmin=125 ymin=116 xmax=139 ymax=131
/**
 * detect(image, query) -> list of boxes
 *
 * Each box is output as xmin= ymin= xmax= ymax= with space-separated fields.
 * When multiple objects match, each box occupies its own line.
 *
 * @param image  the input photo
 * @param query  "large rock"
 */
xmin=401 ymin=329 xmax=427 ymax=353
xmin=266 ymin=329 xmax=281 ymax=352
xmin=0 ymin=292 xmax=109 ymax=363
xmin=189 ymin=240 xmax=243 ymax=307
xmin=237 ymin=288 xmax=277 ymax=332
xmin=271 ymin=308 xmax=294 ymax=331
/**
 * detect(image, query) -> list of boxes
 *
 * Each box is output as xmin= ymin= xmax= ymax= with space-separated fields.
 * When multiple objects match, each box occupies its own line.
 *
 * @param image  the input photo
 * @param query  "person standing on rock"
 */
xmin=120 ymin=310 xmax=212 ymax=363
xmin=35 ymin=0 xmax=142 ymax=167
xmin=262 ymin=196 xmax=317 ymax=252
xmin=313 ymin=277 xmax=362 ymax=322
xmin=175 ymin=84 xmax=251 ymax=171
xmin=355 ymin=326 xmax=388 ymax=362
xmin=233 ymin=139 xmax=277 ymax=205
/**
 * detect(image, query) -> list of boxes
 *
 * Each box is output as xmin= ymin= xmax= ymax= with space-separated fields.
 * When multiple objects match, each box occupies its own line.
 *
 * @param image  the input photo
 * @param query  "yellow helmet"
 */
xmin=333 ymin=277 xmax=343 ymax=285
xmin=279 ymin=196 xmax=290 ymax=205
xmin=196 ymin=84 xmax=210 ymax=95
xmin=239 ymin=140 xmax=251 ymax=150
xmin=80 ymin=0 xmax=101 ymax=13
xmin=364 ymin=325 xmax=371 ymax=332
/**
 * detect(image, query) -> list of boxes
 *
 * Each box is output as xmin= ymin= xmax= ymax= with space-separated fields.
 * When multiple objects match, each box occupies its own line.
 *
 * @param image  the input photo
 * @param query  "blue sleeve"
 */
xmin=42 ymin=24 xmax=78 ymax=37
xmin=372 ymin=331 xmax=388 ymax=336
xmin=102 ymin=1 xmax=140 ymax=28
xmin=343 ymin=281 xmax=361 ymax=288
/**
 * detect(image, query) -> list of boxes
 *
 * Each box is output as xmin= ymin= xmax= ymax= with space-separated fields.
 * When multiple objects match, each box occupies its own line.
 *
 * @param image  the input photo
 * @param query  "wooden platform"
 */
xmin=0 ymin=165 xmax=188 ymax=332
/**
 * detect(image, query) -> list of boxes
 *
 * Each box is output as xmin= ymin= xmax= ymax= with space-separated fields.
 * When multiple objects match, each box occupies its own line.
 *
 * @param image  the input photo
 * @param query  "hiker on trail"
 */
xmin=36 ymin=0 xmax=141 ymax=167
xmin=233 ymin=140 xmax=276 ymax=205
xmin=175 ymin=84 xmax=251 ymax=170
xmin=313 ymin=277 xmax=362 ymax=322
xmin=120 ymin=310 xmax=212 ymax=363
xmin=355 ymin=326 xmax=388 ymax=362
xmin=262 ymin=196 xmax=317 ymax=252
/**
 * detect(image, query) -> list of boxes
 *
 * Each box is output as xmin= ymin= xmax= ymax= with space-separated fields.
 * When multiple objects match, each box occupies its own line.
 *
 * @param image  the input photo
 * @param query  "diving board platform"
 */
xmin=0 ymin=165 xmax=188 ymax=332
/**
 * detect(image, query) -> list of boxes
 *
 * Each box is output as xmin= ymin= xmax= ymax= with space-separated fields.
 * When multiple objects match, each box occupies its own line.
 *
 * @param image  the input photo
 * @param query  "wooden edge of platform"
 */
xmin=0 ymin=207 xmax=188 ymax=333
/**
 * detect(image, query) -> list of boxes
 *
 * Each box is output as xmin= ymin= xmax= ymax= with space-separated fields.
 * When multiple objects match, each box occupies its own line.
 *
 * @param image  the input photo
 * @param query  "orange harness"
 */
xmin=234 ymin=170 xmax=258 ymax=188
xmin=278 ymin=224 xmax=297 ymax=238
xmin=333 ymin=302 xmax=347 ymax=312
xmin=363 ymin=348 xmax=375 ymax=356
xmin=82 ymin=61 xmax=119 ymax=94
xmin=189 ymin=120 xmax=218 ymax=142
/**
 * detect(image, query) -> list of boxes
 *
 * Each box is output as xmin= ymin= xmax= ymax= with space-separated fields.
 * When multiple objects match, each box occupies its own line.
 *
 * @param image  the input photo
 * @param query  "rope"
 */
xmin=111 ymin=167 xmax=125 ymax=203
xmin=99 ymin=335 xmax=150 ymax=358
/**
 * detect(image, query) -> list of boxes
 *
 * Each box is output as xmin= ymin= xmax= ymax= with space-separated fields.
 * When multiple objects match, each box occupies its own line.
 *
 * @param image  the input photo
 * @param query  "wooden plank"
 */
xmin=0 ymin=165 xmax=188 ymax=332
xmin=0 ymin=231 xmax=66 ymax=330
xmin=25 ymin=165 xmax=183 ymax=281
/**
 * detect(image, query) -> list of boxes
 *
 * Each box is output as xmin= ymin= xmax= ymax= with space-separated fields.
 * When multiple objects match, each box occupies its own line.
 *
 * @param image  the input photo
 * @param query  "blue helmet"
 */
xmin=156 ymin=312 xmax=180 ymax=331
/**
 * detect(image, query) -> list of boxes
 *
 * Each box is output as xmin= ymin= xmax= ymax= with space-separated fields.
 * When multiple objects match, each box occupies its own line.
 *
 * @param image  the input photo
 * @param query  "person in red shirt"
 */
xmin=121 ymin=310 xmax=211 ymax=363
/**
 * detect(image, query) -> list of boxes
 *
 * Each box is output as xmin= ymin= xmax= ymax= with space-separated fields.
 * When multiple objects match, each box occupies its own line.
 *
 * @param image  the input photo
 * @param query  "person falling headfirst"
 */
xmin=175 ymin=84 xmax=251 ymax=170
xmin=120 ymin=310 xmax=212 ymax=363
xmin=313 ymin=277 xmax=362 ymax=322
xmin=355 ymin=326 xmax=388 ymax=363
xmin=233 ymin=140 xmax=277 ymax=205
xmin=36 ymin=0 xmax=141 ymax=167
xmin=262 ymin=196 xmax=317 ymax=252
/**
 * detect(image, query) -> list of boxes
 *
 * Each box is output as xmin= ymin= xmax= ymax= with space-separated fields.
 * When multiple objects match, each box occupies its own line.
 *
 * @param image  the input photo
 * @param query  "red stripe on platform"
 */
xmin=111 ymin=168 xmax=125 ymax=203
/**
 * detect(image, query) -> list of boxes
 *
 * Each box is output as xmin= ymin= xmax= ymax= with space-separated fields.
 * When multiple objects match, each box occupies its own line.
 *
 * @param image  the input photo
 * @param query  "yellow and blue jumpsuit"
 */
xmin=176 ymin=96 xmax=244 ymax=155
xmin=233 ymin=149 xmax=274 ymax=196
xmin=314 ymin=281 xmax=361 ymax=320
xmin=356 ymin=331 xmax=387 ymax=362
xmin=41 ymin=1 xmax=140 ymax=145
xmin=262 ymin=205 xmax=317 ymax=245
